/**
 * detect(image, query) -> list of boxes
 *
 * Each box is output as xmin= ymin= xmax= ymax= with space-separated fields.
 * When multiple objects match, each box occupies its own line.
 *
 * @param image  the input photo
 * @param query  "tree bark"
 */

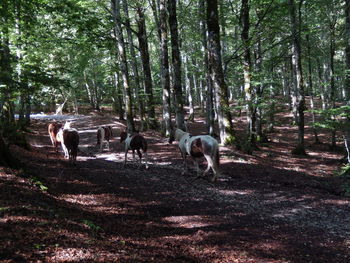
xmin=344 ymin=0 xmax=350 ymax=162
xmin=168 ymin=0 xmax=185 ymax=131
xmin=159 ymin=0 xmax=172 ymax=136
xmin=122 ymin=0 xmax=145 ymax=126
xmin=200 ymin=0 xmax=215 ymax=135
xmin=289 ymin=0 xmax=306 ymax=155
xmin=240 ymin=0 xmax=257 ymax=147
xmin=206 ymin=0 xmax=234 ymax=144
xmin=111 ymin=0 xmax=135 ymax=133
xmin=136 ymin=7 xmax=157 ymax=129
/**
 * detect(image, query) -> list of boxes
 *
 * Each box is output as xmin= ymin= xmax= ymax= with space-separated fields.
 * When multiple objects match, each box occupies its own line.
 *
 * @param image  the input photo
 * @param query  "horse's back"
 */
xmin=63 ymin=129 xmax=79 ymax=148
xmin=130 ymin=134 xmax=147 ymax=152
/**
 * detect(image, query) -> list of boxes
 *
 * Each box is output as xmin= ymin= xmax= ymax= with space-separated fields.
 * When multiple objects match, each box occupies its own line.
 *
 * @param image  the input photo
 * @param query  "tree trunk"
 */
xmin=136 ymin=7 xmax=157 ymax=129
xmin=111 ymin=0 xmax=135 ymax=133
xmin=207 ymin=0 xmax=234 ymax=144
xmin=168 ymin=0 xmax=185 ymax=130
xmin=289 ymin=0 xmax=306 ymax=155
xmin=200 ymin=0 xmax=215 ymax=135
xmin=123 ymin=0 xmax=145 ymax=126
xmin=344 ymin=0 xmax=350 ymax=162
xmin=241 ymin=0 xmax=257 ymax=148
xmin=159 ymin=0 xmax=172 ymax=136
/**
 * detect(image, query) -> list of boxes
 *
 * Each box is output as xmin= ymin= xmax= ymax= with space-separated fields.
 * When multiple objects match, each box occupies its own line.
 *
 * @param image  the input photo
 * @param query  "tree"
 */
xmin=345 ymin=0 xmax=350 ymax=163
xmin=159 ymin=0 xmax=172 ymax=136
xmin=168 ymin=0 xmax=185 ymax=131
xmin=288 ymin=0 xmax=306 ymax=155
xmin=206 ymin=0 xmax=234 ymax=144
xmin=111 ymin=0 xmax=136 ymax=133
xmin=136 ymin=6 xmax=157 ymax=129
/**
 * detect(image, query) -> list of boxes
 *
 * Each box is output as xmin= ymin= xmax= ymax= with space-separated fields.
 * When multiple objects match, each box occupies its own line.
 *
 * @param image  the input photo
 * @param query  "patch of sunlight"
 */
xmin=60 ymin=194 xmax=102 ymax=206
xmin=163 ymin=215 xmax=213 ymax=228
xmin=95 ymin=153 xmax=119 ymax=162
xmin=217 ymin=189 xmax=254 ymax=196
xmin=78 ymin=129 xmax=97 ymax=134
xmin=49 ymin=248 xmax=95 ymax=262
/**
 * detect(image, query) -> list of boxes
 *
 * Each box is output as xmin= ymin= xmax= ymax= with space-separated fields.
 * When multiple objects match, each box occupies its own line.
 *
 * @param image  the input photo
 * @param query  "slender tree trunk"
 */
xmin=168 ymin=0 xmax=185 ymax=130
xmin=289 ymin=0 xmax=306 ymax=155
xmin=136 ymin=7 xmax=157 ymax=129
xmin=207 ymin=0 xmax=234 ymax=144
xmin=160 ymin=0 xmax=172 ymax=136
xmin=330 ymin=20 xmax=337 ymax=149
xmin=344 ymin=0 xmax=350 ymax=162
xmin=111 ymin=0 xmax=135 ymax=133
xmin=200 ymin=0 xmax=215 ymax=135
xmin=306 ymin=32 xmax=319 ymax=143
xmin=241 ymin=0 xmax=257 ymax=148
xmin=123 ymin=0 xmax=145 ymax=126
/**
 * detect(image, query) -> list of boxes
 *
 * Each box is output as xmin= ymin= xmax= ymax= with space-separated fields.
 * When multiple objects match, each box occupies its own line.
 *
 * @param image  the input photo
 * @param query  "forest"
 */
xmin=1 ymin=0 xmax=350 ymax=262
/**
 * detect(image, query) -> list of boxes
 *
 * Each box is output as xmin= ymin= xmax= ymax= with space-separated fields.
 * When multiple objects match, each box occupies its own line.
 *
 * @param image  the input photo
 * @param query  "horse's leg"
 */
xmin=62 ymin=143 xmax=69 ymax=159
xmin=106 ymin=140 xmax=110 ymax=151
xmin=181 ymin=151 xmax=187 ymax=175
xmin=132 ymin=150 xmax=136 ymax=162
xmin=123 ymin=148 xmax=128 ymax=167
xmin=137 ymin=149 xmax=142 ymax=168
xmin=144 ymin=151 xmax=149 ymax=169
xmin=192 ymin=158 xmax=201 ymax=176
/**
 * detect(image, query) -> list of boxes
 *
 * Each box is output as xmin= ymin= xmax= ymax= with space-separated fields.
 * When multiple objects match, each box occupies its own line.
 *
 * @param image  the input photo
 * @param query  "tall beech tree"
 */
xmin=159 ymin=0 xmax=172 ymax=136
xmin=288 ymin=0 xmax=306 ymax=155
xmin=345 ymin=0 xmax=350 ymax=163
xmin=206 ymin=0 xmax=234 ymax=144
xmin=136 ymin=7 xmax=157 ymax=129
xmin=111 ymin=0 xmax=135 ymax=133
xmin=168 ymin=0 xmax=185 ymax=131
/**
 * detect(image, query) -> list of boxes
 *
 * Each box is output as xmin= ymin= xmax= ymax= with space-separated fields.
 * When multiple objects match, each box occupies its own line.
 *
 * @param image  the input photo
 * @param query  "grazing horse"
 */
xmin=169 ymin=128 xmax=220 ymax=181
xmin=97 ymin=126 xmax=113 ymax=151
xmin=120 ymin=131 xmax=148 ymax=169
xmin=56 ymin=121 xmax=79 ymax=165
xmin=48 ymin=122 xmax=62 ymax=152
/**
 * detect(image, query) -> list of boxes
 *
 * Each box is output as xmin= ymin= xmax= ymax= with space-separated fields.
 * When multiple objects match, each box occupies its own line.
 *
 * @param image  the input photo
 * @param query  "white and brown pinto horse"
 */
xmin=120 ymin=131 xmax=148 ymax=169
xmin=48 ymin=122 xmax=62 ymax=152
xmin=56 ymin=121 xmax=79 ymax=165
xmin=97 ymin=126 xmax=113 ymax=151
xmin=169 ymin=128 xmax=220 ymax=181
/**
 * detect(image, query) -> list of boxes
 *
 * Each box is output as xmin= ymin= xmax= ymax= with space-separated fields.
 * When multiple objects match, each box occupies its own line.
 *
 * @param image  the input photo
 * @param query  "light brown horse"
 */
xmin=169 ymin=128 xmax=220 ymax=181
xmin=120 ymin=131 xmax=148 ymax=169
xmin=56 ymin=121 xmax=79 ymax=165
xmin=97 ymin=126 xmax=113 ymax=151
xmin=48 ymin=122 xmax=62 ymax=152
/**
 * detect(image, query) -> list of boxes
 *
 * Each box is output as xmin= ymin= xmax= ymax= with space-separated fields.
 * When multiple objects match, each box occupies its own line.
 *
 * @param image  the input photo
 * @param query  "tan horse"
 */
xmin=169 ymin=128 xmax=220 ymax=181
xmin=48 ymin=122 xmax=62 ymax=152
xmin=120 ymin=131 xmax=148 ymax=169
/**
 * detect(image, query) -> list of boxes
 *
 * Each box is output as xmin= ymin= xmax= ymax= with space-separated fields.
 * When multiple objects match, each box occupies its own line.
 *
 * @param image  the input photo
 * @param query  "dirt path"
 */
xmin=1 ymin=115 xmax=350 ymax=262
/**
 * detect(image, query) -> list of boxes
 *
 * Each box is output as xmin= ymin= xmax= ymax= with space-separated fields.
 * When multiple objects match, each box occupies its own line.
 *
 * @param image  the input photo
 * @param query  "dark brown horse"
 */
xmin=120 ymin=131 xmax=148 ymax=169
xmin=97 ymin=126 xmax=113 ymax=151
xmin=48 ymin=122 xmax=62 ymax=152
xmin=56 ymin=121 xmax=79 ymax=165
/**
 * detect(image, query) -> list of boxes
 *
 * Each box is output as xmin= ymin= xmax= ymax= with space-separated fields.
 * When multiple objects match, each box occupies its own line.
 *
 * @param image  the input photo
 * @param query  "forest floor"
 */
xmin=1 ymin=109 xmax=350 ymax=263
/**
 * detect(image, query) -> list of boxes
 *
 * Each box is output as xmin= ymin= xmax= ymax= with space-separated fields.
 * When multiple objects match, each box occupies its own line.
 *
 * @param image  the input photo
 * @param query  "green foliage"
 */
xmin=83 ymin=219 xmax=103 ymax=233
xmin=310 ymin=106 xmax=350 ymax=131
xmin=29 ymin=177 xmax=48 ymax=192
xmin=1 ymin=123 xmax=30 ymax=150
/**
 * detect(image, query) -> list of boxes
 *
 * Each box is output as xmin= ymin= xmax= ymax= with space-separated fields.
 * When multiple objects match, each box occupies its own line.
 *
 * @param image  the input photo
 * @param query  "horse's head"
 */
xmin=63 ymin=121 xmax=72 ymax=129
xmin=120 ymin=131 xmax=127 ymax=143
